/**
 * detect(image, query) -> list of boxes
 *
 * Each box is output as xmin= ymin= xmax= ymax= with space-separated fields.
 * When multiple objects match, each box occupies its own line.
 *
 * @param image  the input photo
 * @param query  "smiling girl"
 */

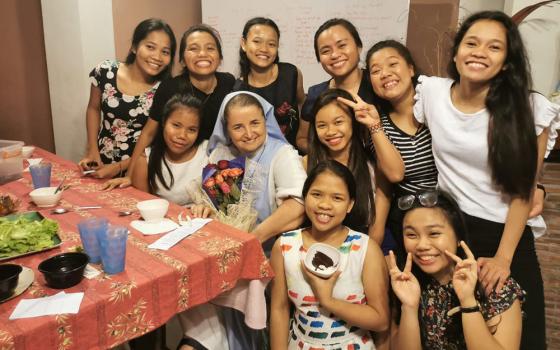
xmin=365 ymin=40 xmax=438 ymax=256
xmin=270 ymin=160 xmax=389 ymax=349
xmin=298 ymin=20 xmax=404 ymax=179
xmin=413 ymin=11 xmax=560 ymax=348
xmin=389 ymin=190 xmax=524 ymax=349
xmin=234 ymin=17 xmax=305 ymax=149
xmin=104 ymin=24 xmax=235 ymax=189
xmin=304 ymin=89 xmax=378 ymax=244
xmin=79 ymin=18 xmax=176 ymax=179
xmin=131 ymin=94 xmax=207 ymax=205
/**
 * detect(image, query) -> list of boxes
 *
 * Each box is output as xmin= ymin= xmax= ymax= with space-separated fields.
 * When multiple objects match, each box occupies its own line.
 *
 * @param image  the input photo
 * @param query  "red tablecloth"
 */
xmin=0 ymin=149 xmax=273 ymax=349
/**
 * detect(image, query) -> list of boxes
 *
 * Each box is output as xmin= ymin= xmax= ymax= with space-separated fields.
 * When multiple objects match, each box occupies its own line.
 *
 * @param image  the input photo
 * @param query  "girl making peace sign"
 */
xmin=389 ymin=190 xmax=524 ymax=350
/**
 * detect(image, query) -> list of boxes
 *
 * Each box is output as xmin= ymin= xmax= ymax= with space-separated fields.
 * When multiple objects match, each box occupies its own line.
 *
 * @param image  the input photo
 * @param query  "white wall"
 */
xmin=459 ymin=0 xmax=505 ymax=21
xmin=41 ymin=0 xmax=115 ymax=161
xmin=203 ymin=0 xmax=410 ymax=90
xmin=460 ymin=0 xmax=560 ymax=95
xmin=505 ymin=0 xmax=560 ymax=95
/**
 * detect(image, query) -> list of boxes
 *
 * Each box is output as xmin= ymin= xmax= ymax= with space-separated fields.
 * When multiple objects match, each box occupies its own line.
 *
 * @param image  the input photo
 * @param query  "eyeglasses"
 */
xmin=397 ymin=191 xmax=439 ymax=210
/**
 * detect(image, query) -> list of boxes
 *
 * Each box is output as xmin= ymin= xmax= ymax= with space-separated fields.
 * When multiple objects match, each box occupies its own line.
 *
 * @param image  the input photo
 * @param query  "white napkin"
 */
xmin=83 ymin=264 xmax=101 ymax=279
xmin=23 ymin=158 xmax=43 ymax=172
xmin=148 ymin=218 xmax=212 ymax=250
xmin=9 ymin=291 xmax=84 ymax=319
xmin=130 ymin=218 xmax=179 ymax=235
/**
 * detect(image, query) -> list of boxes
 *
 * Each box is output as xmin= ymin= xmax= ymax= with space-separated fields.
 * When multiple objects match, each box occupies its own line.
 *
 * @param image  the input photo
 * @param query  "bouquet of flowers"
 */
xmin=185 ymin=156 xmax=258 ymax=232
xmin=202 ymin=158 xmax=245 ymax=214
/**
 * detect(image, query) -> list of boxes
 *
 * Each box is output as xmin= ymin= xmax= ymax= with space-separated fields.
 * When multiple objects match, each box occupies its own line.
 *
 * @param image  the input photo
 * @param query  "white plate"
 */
xmin=0 ymin=266 xmax=34 ymax=303
xmin=130 ymin=218 xmax=179 ymax=235
xmin=303 ymin=243 xmax=341 ymax=278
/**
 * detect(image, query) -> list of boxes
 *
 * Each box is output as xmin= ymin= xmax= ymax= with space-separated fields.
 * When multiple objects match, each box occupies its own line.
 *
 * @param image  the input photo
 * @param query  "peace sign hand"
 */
xmin=388 ymin=251 xmax=421 ymax=309
xmin=337 ymin=92 xmax=381 ymax=128
xmin=445 ymin=241 xmax=478 ymax=304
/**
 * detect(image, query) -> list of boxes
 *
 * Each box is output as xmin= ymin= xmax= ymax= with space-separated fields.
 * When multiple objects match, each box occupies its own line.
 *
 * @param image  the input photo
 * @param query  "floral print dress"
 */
xmin=420 ymin=277 xmax=525 ymax=349
xmin=89 ymin=60 xmax=160 ymax=164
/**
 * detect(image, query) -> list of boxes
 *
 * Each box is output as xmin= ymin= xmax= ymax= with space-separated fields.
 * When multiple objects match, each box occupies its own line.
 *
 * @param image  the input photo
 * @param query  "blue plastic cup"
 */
xmin=29 ymin=163 xmax=52 ymax=189
xmin=99 ymin=225 xmax=128 ymax=274
xmin=77 ymin=218 xmax=108 ymax=264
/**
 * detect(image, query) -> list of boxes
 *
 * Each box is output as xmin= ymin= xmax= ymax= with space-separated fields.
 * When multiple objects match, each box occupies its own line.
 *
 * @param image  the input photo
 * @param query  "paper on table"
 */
xmin=9 ymin=291 xmax=84 ymax=319
xmin=83 ymin=264 xmax=101 ymax=279
xmin=23 ymin=158 xmax=43 ymax=172
xmin=148 ymin=218 xmax=212 ymax=250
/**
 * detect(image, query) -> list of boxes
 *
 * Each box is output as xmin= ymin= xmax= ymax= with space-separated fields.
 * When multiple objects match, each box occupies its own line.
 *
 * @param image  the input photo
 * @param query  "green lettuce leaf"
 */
xmin=0 ymin=217 xmax=59 ymax=258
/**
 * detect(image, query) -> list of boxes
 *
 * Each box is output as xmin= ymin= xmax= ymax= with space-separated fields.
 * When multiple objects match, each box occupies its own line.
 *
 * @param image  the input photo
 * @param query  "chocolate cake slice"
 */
xmin=312 ymin=251 xmax=334 ymax=271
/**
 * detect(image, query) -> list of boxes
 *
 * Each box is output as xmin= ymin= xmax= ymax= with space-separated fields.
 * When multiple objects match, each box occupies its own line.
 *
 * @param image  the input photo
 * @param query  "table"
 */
xmin=0 ymin=148 xmax=273 ymax=349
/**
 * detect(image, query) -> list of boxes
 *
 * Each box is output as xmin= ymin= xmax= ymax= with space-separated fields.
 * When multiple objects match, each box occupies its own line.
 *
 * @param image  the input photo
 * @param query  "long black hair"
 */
xmin=448 ymin=11 xmax=537 ymax=200
xmin=125 ymin=18 xmax=176 ymax=81
xmin=239 ymin=17 xmax=281 ymax=83
xmin=313 ymin=18 xmax=363 ymax=62
xmin=365 ymin=39 xmax=420 ymax=113
xmin=147 ymin=94 xmax=203 ymax=193
xmin=307 ymin=89 xmax=374 ymax=231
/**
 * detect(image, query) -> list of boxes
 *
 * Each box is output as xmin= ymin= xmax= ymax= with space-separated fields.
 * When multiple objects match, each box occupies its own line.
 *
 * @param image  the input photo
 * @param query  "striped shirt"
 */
xmin=380 ymin=112 xmax=438 ymax=195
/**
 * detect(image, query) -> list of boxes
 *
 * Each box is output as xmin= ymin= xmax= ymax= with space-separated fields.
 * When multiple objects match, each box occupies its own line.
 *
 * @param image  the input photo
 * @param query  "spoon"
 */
xmin=51 ymin=206 xmax=102 ymax=214
xmin=54 ymin=176 xmax=67 ymax=194
xmin=118 ymin=210 xmax=135 ymax=216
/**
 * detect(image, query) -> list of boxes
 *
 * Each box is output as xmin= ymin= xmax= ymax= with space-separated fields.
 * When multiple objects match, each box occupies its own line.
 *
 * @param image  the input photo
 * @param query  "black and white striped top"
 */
xmin=380 ymin=112 xmax=438 ymax=195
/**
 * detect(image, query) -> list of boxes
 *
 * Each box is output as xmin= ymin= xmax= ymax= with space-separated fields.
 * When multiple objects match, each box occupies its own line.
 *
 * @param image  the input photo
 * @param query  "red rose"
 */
xmin=219 ymin=182 xmax=231 ymax=194
xmin=217 ymin=160 xmax=230 ymax=170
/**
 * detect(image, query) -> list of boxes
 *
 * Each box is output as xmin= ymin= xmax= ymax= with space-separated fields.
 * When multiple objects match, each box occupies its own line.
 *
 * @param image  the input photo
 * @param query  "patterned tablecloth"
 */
xmin=0 ymin=148 xmax=273 ymax=350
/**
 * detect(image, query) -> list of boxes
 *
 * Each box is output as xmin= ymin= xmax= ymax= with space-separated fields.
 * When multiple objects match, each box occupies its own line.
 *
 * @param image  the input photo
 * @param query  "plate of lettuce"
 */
xmin=0 ymin=211 xmax=61 ymax=261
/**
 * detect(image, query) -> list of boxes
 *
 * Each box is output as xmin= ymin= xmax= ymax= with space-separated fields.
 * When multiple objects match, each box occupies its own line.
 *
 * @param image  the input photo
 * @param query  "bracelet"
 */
xmin=368 ymin=121 xmax=383 ymax=134
xmin=460 ymin=303 xmax=481 ymax=314
xmin=536 ymin=183 xmax=546 ymax=200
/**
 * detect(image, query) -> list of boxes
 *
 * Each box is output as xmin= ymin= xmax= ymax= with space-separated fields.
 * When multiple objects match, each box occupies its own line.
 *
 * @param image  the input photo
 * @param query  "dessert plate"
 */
xmin=130 ymin=218 xmax=179 ymax=235
xmin=303 ymin=243 xmax=341 ymax=278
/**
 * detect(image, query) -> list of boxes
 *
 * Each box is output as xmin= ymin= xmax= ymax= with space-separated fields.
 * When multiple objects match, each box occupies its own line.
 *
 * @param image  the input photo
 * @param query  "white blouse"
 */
xmin=146 ymin=140 xmax=209 ymax=206
xmin=413 ymin=75 xmax=560 ymax=237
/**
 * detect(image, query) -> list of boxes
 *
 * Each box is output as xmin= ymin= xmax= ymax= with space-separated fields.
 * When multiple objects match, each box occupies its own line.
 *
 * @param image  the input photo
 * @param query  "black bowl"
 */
xmin=38 ymin=252 xmax=89 ymax=289
xmin=0 ymin=264 xmax=22 ymax=299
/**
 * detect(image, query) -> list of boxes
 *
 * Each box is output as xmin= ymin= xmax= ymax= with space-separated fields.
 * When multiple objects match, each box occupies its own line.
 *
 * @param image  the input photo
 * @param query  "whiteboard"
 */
xmin=202 ymin=0 xmax=410 ymax=90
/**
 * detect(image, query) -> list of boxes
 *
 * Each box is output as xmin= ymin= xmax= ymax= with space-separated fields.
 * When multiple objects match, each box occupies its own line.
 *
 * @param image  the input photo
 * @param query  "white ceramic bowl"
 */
xmin=29 ymin=187 xmax=62 ymax=207
xmin=304 ymin=243 xmax=341 ymax=278
xmin=21 ymin=146 xmax=35 ymax=158
xmin=136 ymin=199 xmax=169 ymax=222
